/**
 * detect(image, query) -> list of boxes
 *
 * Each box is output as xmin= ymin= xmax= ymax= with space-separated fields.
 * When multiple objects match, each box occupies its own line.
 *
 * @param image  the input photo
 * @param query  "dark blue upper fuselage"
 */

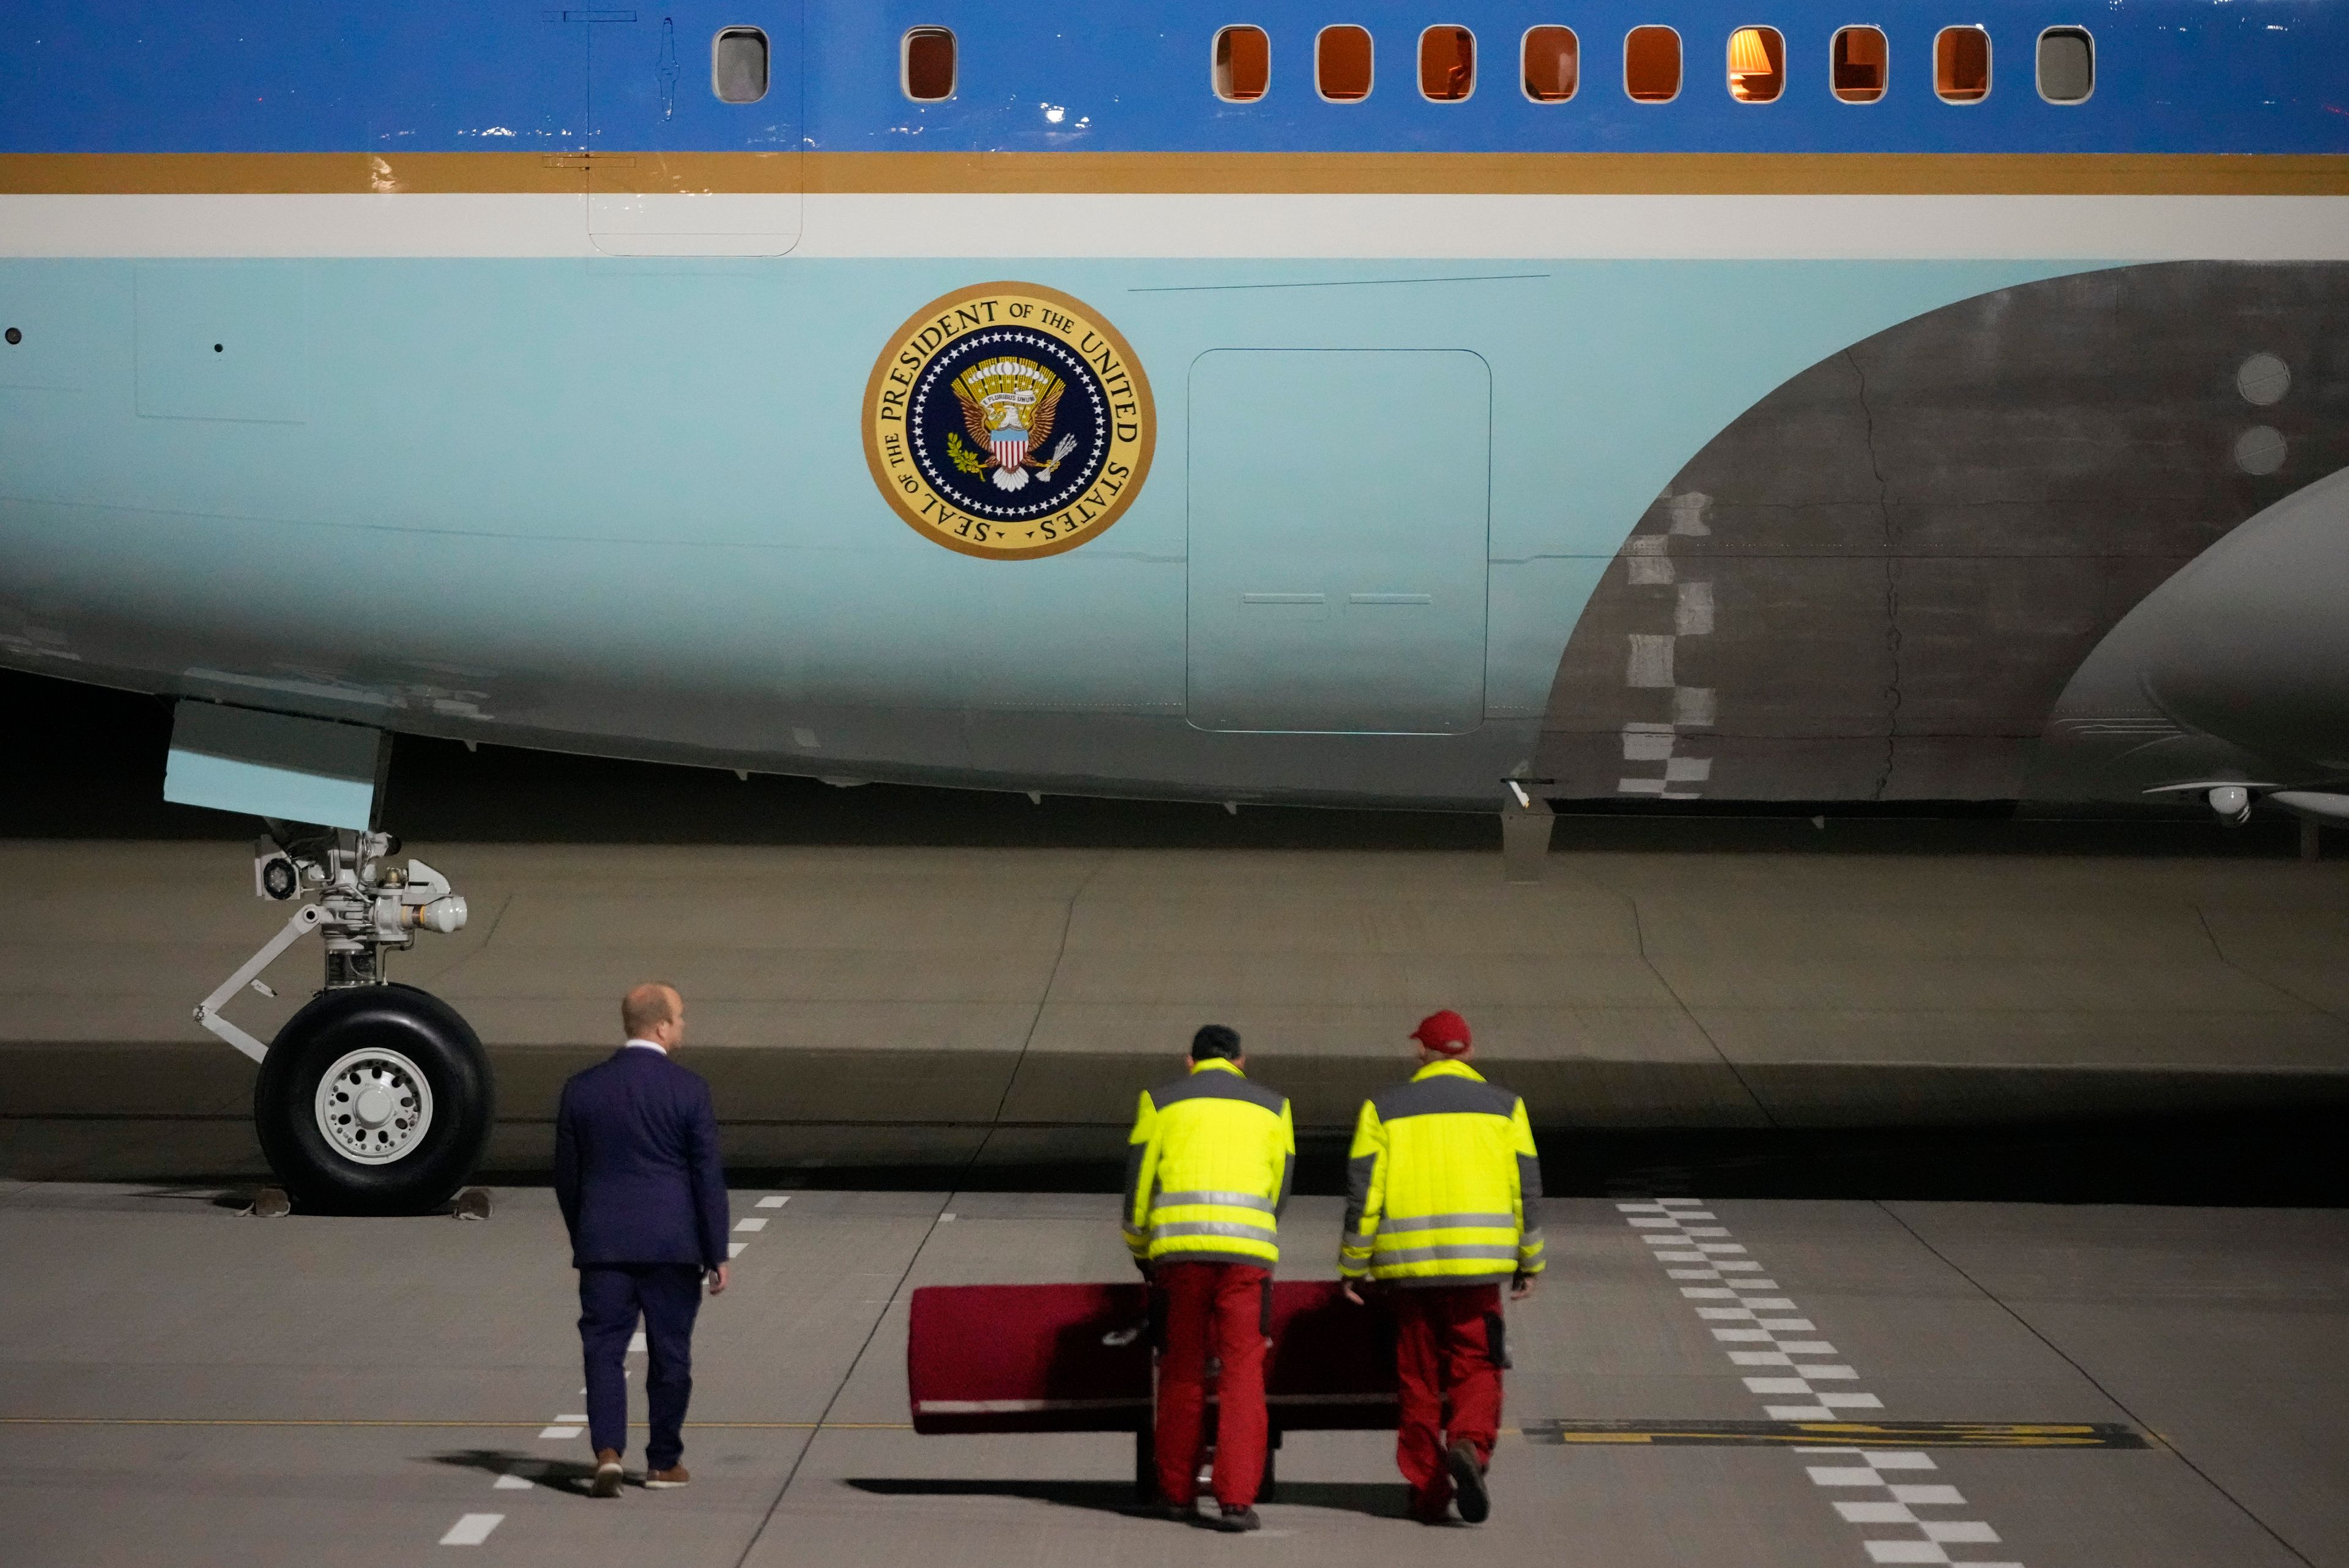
xmin=2 ymin=0 xmax=2345 ymax=158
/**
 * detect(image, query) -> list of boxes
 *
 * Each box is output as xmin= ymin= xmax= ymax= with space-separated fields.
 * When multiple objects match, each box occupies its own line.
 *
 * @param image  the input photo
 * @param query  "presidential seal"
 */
xmin=863 ymin=283 xmax=1154 ymax=560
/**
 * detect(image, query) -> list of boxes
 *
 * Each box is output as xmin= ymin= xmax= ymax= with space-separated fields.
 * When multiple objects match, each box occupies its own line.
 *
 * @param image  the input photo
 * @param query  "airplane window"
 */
xmin=711 ymin=28 xmax=768 ymax=103
xmin=1317 ymin=25 xmax=1373 ymax=100
xmin=1831 ymin=26 xmax=1887 ymax=102
xmin=1624 ymin=26 xmax=1681 ymax=102
xmin=1420 ymin=26 xmax=1475 ymax=101
xmin=1935 ymin=26 xmax=1990 ymax=102
xmin=1522 ymin=26 xmax=1579 ymax=101
xmin=904 ymin=27 xmax=957 ymax=102
xmin=1726 ymin=26 xmax=1784 ymax=102
xmin=2038 ymin=27 xmax=2093 ymax=102
xmin=1214 ymin=26 xmax=1271 ymax=101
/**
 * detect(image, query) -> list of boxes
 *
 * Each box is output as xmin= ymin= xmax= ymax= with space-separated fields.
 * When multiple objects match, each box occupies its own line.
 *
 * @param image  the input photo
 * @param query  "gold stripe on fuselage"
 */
xmin=2 ymin=150 xmax=2347 ymax=197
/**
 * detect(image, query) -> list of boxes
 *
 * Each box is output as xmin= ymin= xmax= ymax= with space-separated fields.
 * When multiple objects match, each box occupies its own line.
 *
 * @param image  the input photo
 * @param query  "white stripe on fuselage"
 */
xmin=2 ymin=192 xmax=2347 ymax=261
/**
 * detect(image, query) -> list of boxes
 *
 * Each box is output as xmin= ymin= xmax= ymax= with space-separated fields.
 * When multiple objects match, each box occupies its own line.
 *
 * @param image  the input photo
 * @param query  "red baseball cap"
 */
xmin=1410 ymin=1010 xmax=1472 ymax=1055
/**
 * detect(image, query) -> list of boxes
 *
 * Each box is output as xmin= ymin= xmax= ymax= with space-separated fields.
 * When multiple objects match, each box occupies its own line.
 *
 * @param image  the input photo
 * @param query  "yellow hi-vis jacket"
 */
xmin=1123 ymin=1059 xmax=1296 ymax=1270
xmin=1338 ymin=1060 xmax=1545 ymax=1285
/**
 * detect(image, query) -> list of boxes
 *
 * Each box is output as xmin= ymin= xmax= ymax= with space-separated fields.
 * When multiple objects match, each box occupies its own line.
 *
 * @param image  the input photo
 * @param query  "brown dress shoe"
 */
xmin=644 ymin=1464 xmax=690 ymax=1489
xmin=590 ymin=1449 xmax=624 ymax=1498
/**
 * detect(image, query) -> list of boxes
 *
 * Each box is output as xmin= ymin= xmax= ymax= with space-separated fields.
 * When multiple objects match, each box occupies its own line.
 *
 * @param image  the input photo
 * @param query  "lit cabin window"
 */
xmin=712 ymin=28 xmax=768 ymax=103
xmin=1831 ymin=26 xmax=1887 ymax=102
xmin=1726 ymin=26 xmax=1784 ymax=102
xmin=1317 ymin=25 xmax=1373 ymax=100
xmin=1522 ymin=26 xmax=1579 ymax=101
xmin=1214 ymin=26 xmax=1271 ymax=101
xmin=2038 ymin=27 xmax=2093 ymax=102
xmin=1624 ymin=26 xmax=1681 ymax=102
xmin=1420 ymin=26 xmax=1475 ymax=100
xmin=1935 ymin=26 xmax=1990 ymax=102
xmin=903 ymin=27 xmax=957 ymax=102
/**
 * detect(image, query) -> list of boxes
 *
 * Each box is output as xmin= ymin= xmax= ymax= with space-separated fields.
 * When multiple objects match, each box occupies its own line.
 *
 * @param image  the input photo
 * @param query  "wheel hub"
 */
xmin=314 ymin=1047 xmax=435 ymax=1165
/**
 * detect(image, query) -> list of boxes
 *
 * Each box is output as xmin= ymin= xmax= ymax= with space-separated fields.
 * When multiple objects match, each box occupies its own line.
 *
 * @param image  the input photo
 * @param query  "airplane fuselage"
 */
xmin=4 ymin=2 xmax=2347 ymax=807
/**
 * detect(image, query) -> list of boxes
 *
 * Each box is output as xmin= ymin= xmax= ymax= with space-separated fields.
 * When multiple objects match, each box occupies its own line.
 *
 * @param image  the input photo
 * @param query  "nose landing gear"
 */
xmin=198 ymin=828 xmax=493 ymax=1213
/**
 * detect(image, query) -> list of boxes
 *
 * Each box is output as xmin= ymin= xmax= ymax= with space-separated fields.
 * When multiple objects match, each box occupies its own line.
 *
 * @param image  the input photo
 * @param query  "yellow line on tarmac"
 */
xmin=1525 ymin=1419 xmax=2147 ymax=1449
xmin=0 ymin=1417 xmax=913 ymax=1431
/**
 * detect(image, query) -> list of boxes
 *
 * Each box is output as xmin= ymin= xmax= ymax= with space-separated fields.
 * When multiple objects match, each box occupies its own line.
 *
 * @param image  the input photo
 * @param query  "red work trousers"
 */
xmin=1390 ymin=1282 xmax=1505 ymax=1514
xmin=1153 ymin=1261 xmax=1270 ymax=1509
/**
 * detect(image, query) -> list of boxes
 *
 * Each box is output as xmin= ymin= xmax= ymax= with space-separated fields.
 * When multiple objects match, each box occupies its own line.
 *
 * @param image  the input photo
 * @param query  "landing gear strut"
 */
xmin=196 ymin=828 xmax=493 ymax=1213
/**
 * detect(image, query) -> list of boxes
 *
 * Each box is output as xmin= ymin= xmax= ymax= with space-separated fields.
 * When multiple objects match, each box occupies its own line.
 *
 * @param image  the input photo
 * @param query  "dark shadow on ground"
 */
xmin=29 ymin=1109 xmax=2349 ymax=1207
xmin=1 ymin=666 xmax=2323 ymax=857
xmin=685 ymin=1107 xmax=2349 ymax=1205
xmin=844 ymin=1476 xmax=1406 ymax=1520
xmin=428 ymin=1448 xmax=595 ymax=1494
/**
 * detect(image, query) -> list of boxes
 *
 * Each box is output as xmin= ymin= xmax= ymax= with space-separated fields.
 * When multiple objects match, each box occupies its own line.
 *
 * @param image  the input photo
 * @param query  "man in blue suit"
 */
xmin=554 ymin=982 xmax=730 ymax=1498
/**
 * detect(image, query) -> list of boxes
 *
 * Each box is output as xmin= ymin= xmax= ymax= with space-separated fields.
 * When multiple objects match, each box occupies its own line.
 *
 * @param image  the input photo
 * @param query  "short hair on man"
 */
xmin=1191 ymin=1024 xmax=1242 ymax=1061
xmin=622 ymin=982 xmax=681 ymax=1038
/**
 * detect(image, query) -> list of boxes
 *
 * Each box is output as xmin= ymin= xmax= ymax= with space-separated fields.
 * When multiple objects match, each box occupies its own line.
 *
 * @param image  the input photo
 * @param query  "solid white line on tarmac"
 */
xmin=538 ymin=1426 xmax=582 ymax=1440
xmin=630 ymin=1331 xmax=648 ymax=1353
xmin=729 ymin=1241 xmax=748 ymax=1258
xmin=439 ymin=1514 xmax=503 ymax=1546
xmin=757 ymin=1196 xmax=790 ymax=1208
xmin=737 ymin=1218 xmax=768 ymax=1232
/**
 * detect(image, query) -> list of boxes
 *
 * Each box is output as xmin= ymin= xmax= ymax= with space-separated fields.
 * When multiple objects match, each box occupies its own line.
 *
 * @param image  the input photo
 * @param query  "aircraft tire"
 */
xmin=253 ymin=983 xmax=494 ymax=1214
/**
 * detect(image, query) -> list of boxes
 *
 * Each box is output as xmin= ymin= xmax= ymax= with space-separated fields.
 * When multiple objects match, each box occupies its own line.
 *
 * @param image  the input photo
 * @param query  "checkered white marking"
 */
xmin=1620 ymin=1204 xmax=2023 ymax=1566
xmin=1614 ymin=508 xmax=1716 ymax=799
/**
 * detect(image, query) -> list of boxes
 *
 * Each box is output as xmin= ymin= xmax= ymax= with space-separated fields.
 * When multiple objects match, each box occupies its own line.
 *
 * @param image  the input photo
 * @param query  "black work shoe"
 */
xmin=589 ymin=1449 xmax=624 ymax=1498
xmin=1215 ymin=1504 xmax=1262 ymax=1532
xmin=1446 ymin=1441 xmax=1490 ymax=1523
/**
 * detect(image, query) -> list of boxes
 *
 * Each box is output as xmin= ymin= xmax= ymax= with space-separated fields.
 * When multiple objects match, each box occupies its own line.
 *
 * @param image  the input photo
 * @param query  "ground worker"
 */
xmin=1338 ymin=1009 xmax=1544 ymax=1525
xmin=1123 ymin=1024 xmax=1297 ymax=1532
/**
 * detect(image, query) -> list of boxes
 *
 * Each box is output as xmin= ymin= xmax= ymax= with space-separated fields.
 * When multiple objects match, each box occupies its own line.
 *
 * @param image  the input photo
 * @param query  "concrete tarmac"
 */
xmin=0 ymin=1180 xmax=2342 ymax=1567
xmin=5 ymin=841 xmax=2349 ymax=1182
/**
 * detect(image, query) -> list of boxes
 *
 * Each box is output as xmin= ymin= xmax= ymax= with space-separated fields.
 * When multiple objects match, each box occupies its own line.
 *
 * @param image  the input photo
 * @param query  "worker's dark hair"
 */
xmin=1190 ymin=1024 xmax=1242 ymax=1061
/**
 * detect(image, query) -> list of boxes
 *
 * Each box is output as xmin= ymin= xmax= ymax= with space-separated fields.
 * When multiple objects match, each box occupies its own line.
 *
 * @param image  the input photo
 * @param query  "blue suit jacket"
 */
xmin=554 ymin=1046 xmax=730 ymax=1270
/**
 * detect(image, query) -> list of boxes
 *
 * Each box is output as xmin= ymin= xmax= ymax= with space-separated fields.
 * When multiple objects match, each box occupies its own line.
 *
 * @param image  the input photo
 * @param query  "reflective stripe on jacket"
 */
xmin=1338 ymin=1060 xmax=1544 ymax=1285
xmin=1124 ymin=1059 xmax=1296 ymax=1269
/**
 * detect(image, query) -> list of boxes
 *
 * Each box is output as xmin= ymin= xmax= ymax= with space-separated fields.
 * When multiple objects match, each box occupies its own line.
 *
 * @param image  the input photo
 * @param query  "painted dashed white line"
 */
xmin=1619 ymin=1200 xmax=2022 ymax=1566
xmin=445 ymin=1195 xmax=785 ymax=1547
xmin=439 ymin=1514 xmax=503 ymax=1546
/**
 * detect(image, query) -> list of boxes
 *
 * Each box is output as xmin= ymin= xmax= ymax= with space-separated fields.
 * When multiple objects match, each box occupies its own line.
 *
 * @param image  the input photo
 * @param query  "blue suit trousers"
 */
xmin=579 ymin=1263 xmax=703 ymax=1467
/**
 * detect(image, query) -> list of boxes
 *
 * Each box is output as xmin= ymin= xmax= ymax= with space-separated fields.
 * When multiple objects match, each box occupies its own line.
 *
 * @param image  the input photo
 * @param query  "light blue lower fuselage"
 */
xmin=0 ymin=254 xmax=2073 ymax=804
